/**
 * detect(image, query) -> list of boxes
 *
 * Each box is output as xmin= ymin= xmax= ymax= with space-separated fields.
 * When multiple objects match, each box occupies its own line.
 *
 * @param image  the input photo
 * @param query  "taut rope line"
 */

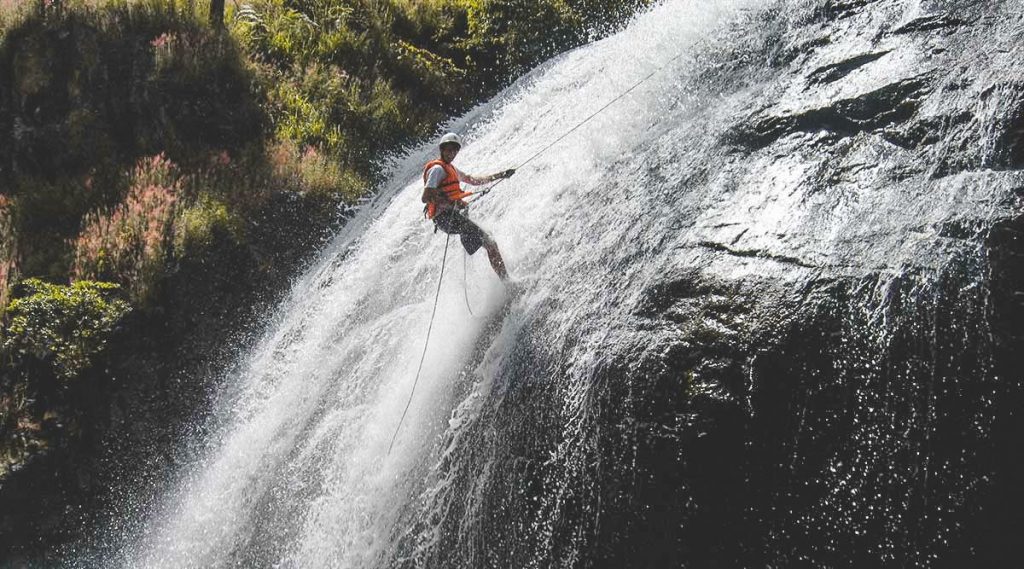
xmin=469 ymin=50 xmax=686 ymax=204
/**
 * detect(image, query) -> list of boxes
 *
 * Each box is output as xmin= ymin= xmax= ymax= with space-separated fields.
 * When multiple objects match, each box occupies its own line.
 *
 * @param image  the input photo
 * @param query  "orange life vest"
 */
xmin=423 ymin=160 xmax=473 ymax=219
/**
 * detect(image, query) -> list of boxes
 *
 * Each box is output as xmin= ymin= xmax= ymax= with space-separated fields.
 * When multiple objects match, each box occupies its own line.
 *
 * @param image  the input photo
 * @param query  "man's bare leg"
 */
xmin=483 ymin=240 xmax=509 ymax=281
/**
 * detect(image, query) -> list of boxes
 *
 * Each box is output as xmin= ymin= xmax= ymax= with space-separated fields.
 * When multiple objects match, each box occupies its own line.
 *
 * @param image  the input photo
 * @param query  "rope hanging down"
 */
xmin=462 ymin=250 xmax=475 ymax=316
xmin=469 ymin=49 xmax=687 ymax=204
xmin=387 ymin=234 xmax=452 ymax=455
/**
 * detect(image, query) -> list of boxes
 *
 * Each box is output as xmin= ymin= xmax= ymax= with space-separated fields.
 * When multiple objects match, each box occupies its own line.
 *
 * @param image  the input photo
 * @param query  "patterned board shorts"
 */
xmin=433 ymin=209 xmax=487 ymax=255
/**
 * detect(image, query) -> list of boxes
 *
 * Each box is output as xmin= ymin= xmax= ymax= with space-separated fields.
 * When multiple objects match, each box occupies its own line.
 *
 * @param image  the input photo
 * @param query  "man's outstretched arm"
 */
xmin=458 ymin=168 xmax=516 ymax=186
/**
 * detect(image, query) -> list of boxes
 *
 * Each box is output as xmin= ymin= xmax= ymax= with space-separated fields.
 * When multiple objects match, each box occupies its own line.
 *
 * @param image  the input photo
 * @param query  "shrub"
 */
xmin=0 ymin=276 xmax=130 ymax=476
xmin=0 ymin=1 xmax=267 ymax=282
xmin=71 ymin=154 xmax=181 ymax=302
xmin=172 ymin=193 xmax=239 ymax=256
xmin=267 ymin=139 xmax=366 ymax=202
xmin=2 ymin=278 xmax=130 ymax=382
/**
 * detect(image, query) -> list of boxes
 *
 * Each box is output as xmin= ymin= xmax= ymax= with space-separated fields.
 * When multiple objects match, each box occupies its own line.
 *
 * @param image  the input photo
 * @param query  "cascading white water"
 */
xmin=113 ymin=0 xmax=1024 ymax=565
xmin=121 ymin=2 xmax=760 ymax=566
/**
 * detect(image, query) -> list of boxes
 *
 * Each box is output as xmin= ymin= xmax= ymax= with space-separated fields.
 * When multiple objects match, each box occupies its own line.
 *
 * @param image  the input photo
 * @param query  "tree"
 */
xmin=210 ymin=0 xmax=224 ymax=28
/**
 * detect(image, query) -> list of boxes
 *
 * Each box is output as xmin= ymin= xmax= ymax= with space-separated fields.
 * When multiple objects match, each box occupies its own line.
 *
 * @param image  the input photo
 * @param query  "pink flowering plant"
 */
xmin=71 ymin=154 xmax=181 ymax=302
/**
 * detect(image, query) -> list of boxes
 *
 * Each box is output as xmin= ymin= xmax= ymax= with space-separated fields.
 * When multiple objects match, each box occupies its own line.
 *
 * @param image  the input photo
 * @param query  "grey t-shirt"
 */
xmin=425 ymin=164 xmax=467 ymax=189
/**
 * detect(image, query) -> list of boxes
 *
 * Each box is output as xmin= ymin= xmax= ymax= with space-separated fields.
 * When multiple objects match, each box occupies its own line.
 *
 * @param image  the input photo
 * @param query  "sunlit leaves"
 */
xmin=2 ymin=278 xmax=130 ymax=381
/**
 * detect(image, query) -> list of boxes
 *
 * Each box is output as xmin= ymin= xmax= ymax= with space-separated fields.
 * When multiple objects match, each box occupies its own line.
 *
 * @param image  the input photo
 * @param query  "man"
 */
xmin=422 ymin=133 xmax=515 ymax=281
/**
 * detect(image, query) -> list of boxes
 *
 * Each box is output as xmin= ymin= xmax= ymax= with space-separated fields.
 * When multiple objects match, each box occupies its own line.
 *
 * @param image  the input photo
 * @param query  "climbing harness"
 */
xmin=387 ymin=233 xmax=452 ymax=456
xmin=469 ymin=49 xmax=687 ymax=205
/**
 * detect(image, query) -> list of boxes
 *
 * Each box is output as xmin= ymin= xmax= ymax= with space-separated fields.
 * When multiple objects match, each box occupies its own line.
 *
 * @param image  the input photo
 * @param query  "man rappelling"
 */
xmin=422 ymin=133 xmax=515 ymax=281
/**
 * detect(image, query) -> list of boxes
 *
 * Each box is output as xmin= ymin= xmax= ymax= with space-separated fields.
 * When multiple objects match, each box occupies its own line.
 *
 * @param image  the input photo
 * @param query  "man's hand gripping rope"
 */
xmin=467 ymin=168 xmax=516 ymax=205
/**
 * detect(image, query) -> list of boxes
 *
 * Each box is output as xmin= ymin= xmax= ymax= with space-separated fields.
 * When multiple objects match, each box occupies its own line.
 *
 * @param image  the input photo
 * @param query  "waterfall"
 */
xmin=110 ymin=0 xmax=1024 ymax=566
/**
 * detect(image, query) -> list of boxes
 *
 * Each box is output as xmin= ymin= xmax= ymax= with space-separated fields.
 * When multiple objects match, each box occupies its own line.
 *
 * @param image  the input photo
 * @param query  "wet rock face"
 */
xmin=592 ymin=1 xmax=1024 ymax=566
xmin=728 ymin=74 xmax=931 ymax=151
xmin=404 ymin=1 xmax=1023 ymax=567
xmin=731 ymin=1 xmax=1017 ymax=182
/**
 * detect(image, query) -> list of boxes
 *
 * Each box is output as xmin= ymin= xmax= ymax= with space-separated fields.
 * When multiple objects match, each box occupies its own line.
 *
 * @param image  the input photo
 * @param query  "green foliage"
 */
xmin=0 ymin=2 xmax=266 ymax=280
xmin=0 ymin=276 xmax=129 ymax=476
xmin=266 ymin=140 xmax=366 ymax=202
xmin=173 ymin=195 xmax=234 ymax=256
xmin=230 ymin=0 xmax=650 ymax=172
xmin=0 ymin=2 xmax=264 ymax=176
xmin=271 ymin=76 xmax=343 ymax=151
xmin=232 ymin=0 xmax=443 ymax=164
xmin=2 ymin=278 xmax=130 ymax=381
xmin=462 ymin=0 xmax=577 ymax=79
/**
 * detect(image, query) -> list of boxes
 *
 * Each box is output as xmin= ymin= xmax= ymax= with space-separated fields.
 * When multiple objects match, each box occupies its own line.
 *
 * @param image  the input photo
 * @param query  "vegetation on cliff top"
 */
xmin=0 ymin=0 xmax=648 ymax=295
xmin=0 ymin=0 xmax=649 ymax=481
xmin=1 ymin=278 xmax=129 ymax=476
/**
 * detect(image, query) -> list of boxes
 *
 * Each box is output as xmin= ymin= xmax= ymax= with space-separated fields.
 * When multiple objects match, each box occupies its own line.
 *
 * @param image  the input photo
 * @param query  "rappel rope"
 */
xmin=387 ymin=234 xmax=452 ymax=456
xmin=388 ymin=48 xmax=684 ymax=455
xmin=468 ymin=49 xmax=687 ymax=205
xmin=462 ymin=250 xmax=475 ymax=316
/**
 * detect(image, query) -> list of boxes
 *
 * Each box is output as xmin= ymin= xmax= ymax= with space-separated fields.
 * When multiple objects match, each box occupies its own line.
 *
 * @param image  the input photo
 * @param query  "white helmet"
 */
xmin=439 ymin=132 xmax=462 ymax=149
